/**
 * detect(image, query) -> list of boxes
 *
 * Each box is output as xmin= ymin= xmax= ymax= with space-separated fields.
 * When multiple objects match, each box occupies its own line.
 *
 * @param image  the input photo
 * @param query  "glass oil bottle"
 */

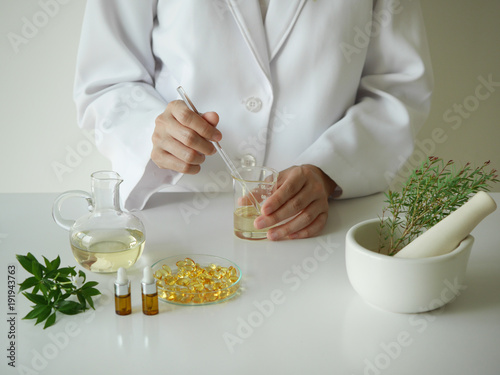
xmin=115 ymin=267 xmax=131 ymax=316
xmin=141 ymin=267 xmax=158 ymax=315
xmin=52 ymin=170 xmax=146 ymax=273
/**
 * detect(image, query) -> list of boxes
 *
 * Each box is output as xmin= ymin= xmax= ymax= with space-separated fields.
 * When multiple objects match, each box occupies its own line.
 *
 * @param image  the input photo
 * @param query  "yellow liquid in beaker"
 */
xmin=233 ymin=206 xmax=268 ymax=240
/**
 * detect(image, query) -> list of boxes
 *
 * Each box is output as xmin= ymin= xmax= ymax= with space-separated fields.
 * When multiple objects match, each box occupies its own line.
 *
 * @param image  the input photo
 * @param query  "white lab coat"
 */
xmin=74 ymin=0 xmax=433 ymax=211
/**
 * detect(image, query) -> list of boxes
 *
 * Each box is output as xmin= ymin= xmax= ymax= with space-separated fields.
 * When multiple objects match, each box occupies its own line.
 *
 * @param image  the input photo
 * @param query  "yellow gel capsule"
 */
xmin=166 ymin=293 xmax=175 ymax=301
xmin=229 ymin=266 xmax=237 ymax=277
xmin=176 ymin=279 xmax=188 ymax=286
xmin=155 ymin=258 xmax=240 ymax=304
xmin=184 ymin=257 xmax=195 ymax=266
xmin=192 ymin=296 xmax=204 ymax=304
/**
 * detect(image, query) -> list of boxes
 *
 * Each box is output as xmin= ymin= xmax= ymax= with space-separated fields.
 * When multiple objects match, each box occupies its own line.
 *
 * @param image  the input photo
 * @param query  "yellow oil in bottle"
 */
xmin=70 ymin=228 xmax=145 ymax=273
xmin=115 ymin=294 xmax=132 ymax=315
xmin=142 ymin=293 xmax=159 ymax=315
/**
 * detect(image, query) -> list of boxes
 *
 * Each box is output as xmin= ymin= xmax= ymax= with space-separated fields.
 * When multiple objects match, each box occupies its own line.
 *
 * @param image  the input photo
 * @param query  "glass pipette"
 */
xmin=176 ymin=86 xmax=262 ymax=214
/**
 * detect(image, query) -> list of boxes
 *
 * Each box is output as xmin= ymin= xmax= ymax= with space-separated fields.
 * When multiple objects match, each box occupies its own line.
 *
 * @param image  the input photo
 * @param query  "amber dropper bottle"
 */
xmin=141 ymin=266 xmax=159 ymax=315
xmin=114 ymin=267 xmax=131 ymax=316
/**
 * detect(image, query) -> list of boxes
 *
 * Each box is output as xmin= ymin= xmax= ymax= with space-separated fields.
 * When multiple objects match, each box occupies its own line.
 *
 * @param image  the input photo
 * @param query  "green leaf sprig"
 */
xmin=378 ymin=156 xmax=499 ymax=255
xmin=16 ymin=253 xmax=101 ymax=329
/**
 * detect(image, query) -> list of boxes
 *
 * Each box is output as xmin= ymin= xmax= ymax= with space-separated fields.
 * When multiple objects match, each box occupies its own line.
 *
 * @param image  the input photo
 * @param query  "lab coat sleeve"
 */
xmin=73 ymin=0 xmax=180 ymax=211
xmin=294 ymin=0 xmax=433 ymax=199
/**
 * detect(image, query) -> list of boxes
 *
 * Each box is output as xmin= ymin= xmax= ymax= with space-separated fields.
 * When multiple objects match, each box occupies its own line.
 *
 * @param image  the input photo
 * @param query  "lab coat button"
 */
xmin=240 ymin=154 xmax=256 ymax=167
xmin=245 ymin=97 xmax=262 ymax=113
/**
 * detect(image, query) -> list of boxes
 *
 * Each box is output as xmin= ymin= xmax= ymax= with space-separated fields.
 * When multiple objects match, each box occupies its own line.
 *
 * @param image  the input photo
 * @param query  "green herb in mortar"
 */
xmin=378 ymin=157 xmax=498 ymax=256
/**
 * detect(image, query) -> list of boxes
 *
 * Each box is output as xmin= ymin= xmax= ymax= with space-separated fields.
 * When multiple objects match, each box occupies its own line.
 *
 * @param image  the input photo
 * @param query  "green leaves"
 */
xmin=379 ymin=157 xmax=499 ymax=255
xmin=16 ymin=253 xmax=101 ymax=329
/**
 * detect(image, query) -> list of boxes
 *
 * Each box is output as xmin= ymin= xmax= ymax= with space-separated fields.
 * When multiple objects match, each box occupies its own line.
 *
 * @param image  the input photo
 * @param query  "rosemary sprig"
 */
xmin=378 ymin=157 xmax=498 ymax=255
xmin=16 ymin=253 xmax=101 ymax=329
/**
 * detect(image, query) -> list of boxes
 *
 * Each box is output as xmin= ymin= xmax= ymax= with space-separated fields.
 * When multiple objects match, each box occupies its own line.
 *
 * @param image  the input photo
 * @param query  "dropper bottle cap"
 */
xmin=141 ymin=266 xmax=157 ymax=295
xmin=115 ymin=267 xmax=130 ymax=296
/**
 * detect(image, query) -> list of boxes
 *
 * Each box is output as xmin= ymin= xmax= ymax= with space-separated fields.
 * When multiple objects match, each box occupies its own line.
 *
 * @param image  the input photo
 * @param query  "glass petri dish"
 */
xmin=151 ymin=254 xmax=242 ymax=306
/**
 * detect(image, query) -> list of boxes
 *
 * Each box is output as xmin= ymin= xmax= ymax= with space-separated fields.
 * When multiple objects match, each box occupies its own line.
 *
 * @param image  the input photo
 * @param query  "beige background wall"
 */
xmin=1 ymin=0 xmax=499 ymax=194
xmin=399 ymin=0 xmax=500 ymax=190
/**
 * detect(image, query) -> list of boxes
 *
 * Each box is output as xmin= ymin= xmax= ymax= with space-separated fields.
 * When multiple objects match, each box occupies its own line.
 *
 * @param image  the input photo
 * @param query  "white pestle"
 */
xmin=395 ymin=191 xmax=497 ymax=258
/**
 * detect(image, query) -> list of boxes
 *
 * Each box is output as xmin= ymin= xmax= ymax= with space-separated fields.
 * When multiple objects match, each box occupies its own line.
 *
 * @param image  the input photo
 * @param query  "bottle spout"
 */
xmin=91 ymin=170 xmax=123 ymax=185
xmin=91 ymin=170 xmax=124 ymax=211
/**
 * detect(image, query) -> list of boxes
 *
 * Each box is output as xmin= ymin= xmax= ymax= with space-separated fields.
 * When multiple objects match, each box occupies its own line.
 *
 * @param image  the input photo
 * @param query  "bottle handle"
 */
xmin=52 ymin=190 xmax=94 ymax=231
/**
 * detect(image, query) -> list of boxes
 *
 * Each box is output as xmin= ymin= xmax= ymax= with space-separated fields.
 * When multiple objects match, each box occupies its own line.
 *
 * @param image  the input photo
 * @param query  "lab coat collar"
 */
xmin=265 ymin=0 xmax=306 ymax=59
xmin=226 ymin=0 xmax=306 ymax=80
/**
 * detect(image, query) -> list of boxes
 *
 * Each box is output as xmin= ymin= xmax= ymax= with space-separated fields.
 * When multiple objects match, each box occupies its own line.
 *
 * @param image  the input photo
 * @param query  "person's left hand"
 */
xmin=253 ymin=164 xmax=337 ymax=240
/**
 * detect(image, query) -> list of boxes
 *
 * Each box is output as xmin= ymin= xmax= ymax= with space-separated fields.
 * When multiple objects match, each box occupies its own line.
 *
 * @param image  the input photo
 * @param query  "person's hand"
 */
xmin=254 ymin=165 xmax=337 ymax=241
xmin=151 ymin=100 xmax=221 ymax=174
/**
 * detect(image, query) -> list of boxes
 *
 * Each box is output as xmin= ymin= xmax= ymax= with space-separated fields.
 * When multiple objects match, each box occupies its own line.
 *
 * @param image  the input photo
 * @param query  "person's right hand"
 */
xmin=151 ymin=100 xmax=221 ymax=174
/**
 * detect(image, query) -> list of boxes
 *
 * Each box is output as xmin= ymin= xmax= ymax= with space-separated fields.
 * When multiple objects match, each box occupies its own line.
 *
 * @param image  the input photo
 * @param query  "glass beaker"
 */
xmin=52 ymin=171 xmax=145 ymax=273
xmin=233 ymin=166 xmax=278 ymax=240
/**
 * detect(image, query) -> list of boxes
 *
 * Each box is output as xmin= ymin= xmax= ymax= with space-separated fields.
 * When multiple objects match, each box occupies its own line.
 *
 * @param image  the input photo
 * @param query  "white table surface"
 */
xmin=1 ymin=192 xmax=499 ymax=375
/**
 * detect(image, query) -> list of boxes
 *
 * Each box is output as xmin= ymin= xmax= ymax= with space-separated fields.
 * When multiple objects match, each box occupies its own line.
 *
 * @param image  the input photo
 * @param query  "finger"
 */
xmin=152 ymin=102 xmax=220 ymax=173
xmin=160 ymin=135 xmax=206 ymax=165
xmin=202 ymin=111 xmax=219 ymax=127
xmin=166 ymin=119 xmax=217 ymax=157
xmin=288 ymin=212 xmax=328 ymax=240
xmin=265 ymin=200 xmax=326 ymax=240
xmin=152 ymin=119 xmax=207 ymax=168
xmin=260 ymin=174 xmax=305 ymax=216
xmin=170 ymin=100 xmax=222 ymax=142
xmin=150 ymin=146 xmax=202 ymax=174
xmin=255 ymin=184 xmax=312 ymax=229
xmin=154 ymin=120 xmax=215 ymax=162
xmin=237 ymin=194 xmax=262 ymax=207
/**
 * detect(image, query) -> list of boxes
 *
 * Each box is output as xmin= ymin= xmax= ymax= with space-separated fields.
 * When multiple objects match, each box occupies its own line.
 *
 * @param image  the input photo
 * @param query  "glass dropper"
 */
xmin=176 ymin=86 xmax=262 ymax=214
